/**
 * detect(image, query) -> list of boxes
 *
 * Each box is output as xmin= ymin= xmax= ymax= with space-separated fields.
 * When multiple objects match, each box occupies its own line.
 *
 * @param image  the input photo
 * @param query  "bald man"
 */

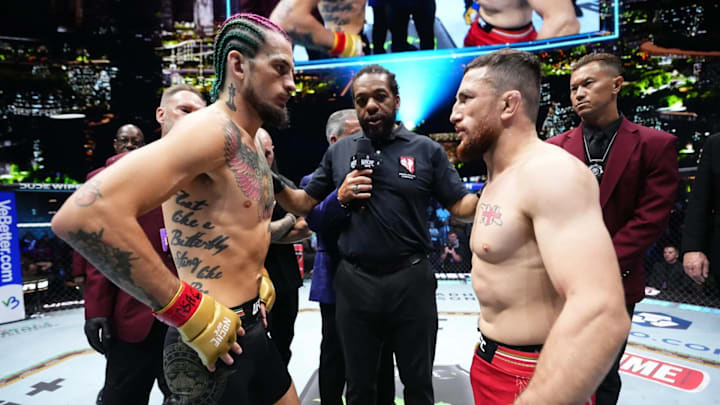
xmin=113 ymin=124 xmax=145 ymax=154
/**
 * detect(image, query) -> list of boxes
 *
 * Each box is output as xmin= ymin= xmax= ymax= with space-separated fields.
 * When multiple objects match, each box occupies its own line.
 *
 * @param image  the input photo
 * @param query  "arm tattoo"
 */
xmin=319 ymin=0 xmax=355 ymax=26
xmin=288 ymin=31 xmax=327 ymax=51
xmin=226 ymin=83 xmax=237 ymax=111
xmin=67 ymin=228 xmax=162 ymax=309
xmin=74 ymin=179 xmax=103 ymax=207
xmin=223 ymin=121 xmax=274 ymax=219
xmin=269 ymin=214 xmax=295 ymax=242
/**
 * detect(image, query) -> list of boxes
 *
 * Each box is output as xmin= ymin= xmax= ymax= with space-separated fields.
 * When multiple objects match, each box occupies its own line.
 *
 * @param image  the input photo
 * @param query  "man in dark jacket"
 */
xmin=683 ymin=132 xmax=720 ymax=291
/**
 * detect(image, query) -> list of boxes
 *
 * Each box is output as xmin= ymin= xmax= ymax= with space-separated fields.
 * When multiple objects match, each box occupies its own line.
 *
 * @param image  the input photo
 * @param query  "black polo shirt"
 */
xmin=304 ymin=123 xmax=468 ymax=263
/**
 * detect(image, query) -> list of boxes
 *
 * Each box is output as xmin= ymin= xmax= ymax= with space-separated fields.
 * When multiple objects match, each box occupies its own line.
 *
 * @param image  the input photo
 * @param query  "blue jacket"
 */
xmin=300 ymin=174 xmax=349 ymax=303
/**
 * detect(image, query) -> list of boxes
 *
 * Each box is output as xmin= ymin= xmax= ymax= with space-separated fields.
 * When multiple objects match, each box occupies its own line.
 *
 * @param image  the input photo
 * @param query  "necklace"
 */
xmin=583 ymin=130 xmax=618 ymax=179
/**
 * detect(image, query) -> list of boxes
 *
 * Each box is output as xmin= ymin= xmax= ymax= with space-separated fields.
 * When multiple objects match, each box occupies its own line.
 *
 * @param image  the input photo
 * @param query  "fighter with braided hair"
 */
xmin=52 ymin=13 xmax=300 ymax=404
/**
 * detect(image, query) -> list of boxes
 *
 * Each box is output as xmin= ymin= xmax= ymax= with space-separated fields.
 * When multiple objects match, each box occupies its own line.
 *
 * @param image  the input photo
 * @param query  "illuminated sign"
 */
xmin=0 ymin=192 xmax=25 ymax=324
xmin=620 ymin=352 xmax=709 ymax=392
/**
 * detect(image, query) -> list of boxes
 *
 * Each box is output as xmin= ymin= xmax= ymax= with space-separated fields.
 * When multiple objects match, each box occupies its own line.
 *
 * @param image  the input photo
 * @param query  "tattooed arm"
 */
xmin=51 ymin=113 xmax=227 ymax=310
xmin=274 ymin=217 xmax=312 ymax=244
xmin=270 ymin=213 xmax=297 ymax=242
xmin=270 ymin=0 xmax=366 ymax=52
xmin=271 ymin=0 xmax=335 ymax=51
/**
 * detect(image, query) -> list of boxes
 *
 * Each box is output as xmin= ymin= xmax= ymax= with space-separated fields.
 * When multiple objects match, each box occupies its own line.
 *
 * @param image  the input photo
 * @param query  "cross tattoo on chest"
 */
xmin=480 ymin=203 xmax=503 ymax=226
xmin=226 ymin=83 xmax=236 ymax=111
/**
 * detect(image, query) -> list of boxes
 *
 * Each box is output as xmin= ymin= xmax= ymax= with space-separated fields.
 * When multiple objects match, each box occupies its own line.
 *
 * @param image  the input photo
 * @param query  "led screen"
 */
xmin=253 ymin=0 xmax=617 ymax=66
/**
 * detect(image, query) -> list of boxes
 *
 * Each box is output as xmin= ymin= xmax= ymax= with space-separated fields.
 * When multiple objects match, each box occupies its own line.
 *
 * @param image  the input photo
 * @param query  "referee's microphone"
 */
xmin=350 ymin=137 xmax=378 ymax=171
xmin=349 ymin=137 xmax=379 ymax=209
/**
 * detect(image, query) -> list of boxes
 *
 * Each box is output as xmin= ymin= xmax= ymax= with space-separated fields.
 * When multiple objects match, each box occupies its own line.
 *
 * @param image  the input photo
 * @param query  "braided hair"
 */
xmin=211 ymin=13 xmax=290 ymax=102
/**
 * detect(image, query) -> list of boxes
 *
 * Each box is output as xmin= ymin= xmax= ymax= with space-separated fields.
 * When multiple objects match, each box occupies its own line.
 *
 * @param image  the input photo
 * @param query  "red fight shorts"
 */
xmin=464 ymin=16 xmax=537 ymax=47
xmin=470 ymin=332 xmax=595 ymax=404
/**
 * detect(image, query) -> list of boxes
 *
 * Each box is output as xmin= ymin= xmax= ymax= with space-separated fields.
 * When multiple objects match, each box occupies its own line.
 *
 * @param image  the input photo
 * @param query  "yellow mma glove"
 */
xmin=260 ymin=268 xmax=276 ymax=311
xmin=155 ymin=281 xmax=240 ymax=367
xmin=329 ymin=32 xmax=363 ymax=57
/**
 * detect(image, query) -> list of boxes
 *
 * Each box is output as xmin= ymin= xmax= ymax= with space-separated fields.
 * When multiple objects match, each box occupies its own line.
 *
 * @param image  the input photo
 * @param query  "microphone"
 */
xmin=349 ymin=137 xmax=380 ymax=210
xmin=350 ymin=137 xmax=379 ymax=171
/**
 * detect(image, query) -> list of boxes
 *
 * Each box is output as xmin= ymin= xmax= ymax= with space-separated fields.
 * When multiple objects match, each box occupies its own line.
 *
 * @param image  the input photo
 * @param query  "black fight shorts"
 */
xmin=163 ymin=296 xmax=292 ymax=405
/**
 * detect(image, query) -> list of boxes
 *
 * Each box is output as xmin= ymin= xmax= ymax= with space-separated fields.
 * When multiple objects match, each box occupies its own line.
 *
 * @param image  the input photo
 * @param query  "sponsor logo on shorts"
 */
xmin=209 ymin=317 xmax=231 ymax=347
xmin=620 ymin=352 xmax=709 ymax=392
xmin=632 ymin=312 xmax=692 ymax=329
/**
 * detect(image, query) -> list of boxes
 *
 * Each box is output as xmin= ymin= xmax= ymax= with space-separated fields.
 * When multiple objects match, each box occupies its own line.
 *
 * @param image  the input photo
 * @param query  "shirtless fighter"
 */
xmin=52 ymin=14 xmax=299 ymax=405
xmin=464 ymin=0 xmax=579 ymax=47
xmin=271 ymin=0 xmax=367 ymax=57
xmin=450 ymin=49 xmax=630 ymax=404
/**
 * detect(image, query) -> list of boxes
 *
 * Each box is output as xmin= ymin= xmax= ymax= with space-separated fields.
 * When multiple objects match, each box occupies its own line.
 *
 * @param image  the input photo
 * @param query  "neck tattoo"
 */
xmin=226 ymin=83 xmax=237 ymax=112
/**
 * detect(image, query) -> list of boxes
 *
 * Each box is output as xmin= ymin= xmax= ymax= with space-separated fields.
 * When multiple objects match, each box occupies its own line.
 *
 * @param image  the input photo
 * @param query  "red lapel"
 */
xmin=598 ymin=117 xmax=639 ymax=208
xmin=563 ymin=126 xmax=585 ymax=162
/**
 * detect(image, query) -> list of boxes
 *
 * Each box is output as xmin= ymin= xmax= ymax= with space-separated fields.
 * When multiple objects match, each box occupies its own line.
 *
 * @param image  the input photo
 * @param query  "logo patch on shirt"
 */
xmin=399 ymin=156 xmax=416 ymax=179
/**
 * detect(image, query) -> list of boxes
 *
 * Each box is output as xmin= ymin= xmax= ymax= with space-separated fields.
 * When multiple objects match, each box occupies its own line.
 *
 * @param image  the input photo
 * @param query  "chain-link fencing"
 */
xmin=12 ymin=175 xmax=720 ymax=320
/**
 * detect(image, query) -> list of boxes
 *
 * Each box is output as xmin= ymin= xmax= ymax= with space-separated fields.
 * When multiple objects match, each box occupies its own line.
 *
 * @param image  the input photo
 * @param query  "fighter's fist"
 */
xmin=155 ymin=281 xmax=244 ymax=369
xmin=260 ymin=268 xmax=276 ymax=311
xmin=330 ymin=32 xmax=364 ymax=57
xmin=683 ymin=251 xmax=709 ymax=284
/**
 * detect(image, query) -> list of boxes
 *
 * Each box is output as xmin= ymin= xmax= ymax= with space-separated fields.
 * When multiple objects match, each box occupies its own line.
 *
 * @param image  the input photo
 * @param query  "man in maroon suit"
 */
xmin=73 ymin=85 xmax=206 ymax=405
xmin=546 ymin=53 xmax=679 ymax=404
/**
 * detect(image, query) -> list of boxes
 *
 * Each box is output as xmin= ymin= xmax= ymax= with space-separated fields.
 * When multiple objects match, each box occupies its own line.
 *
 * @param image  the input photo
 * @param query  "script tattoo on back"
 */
xmin=67 ymin=228 xmax=162 ymax=309
xmin=222 ymin=120 xmax=274 ymax=219
xmin=479 ymin=203 xmax=504 ymax=227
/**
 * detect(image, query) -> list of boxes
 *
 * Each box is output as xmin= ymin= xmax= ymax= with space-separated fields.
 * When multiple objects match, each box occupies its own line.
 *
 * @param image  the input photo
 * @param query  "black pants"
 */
xmin=371 ymin=3 xmax=391 ymax=54
xmin=335 ymin=258 xmax=437 ymax=405
xmin=268 ymin=287 xmax=299 ymax=366
xmin=102 ymin=320 xmax=170 ymax=405
xmin=595 ymin=303 xmax=636 ymax=405
xmin=389 ymin=0 xmax=436 ymax=51
xmin=320 ymin=302 xmax=396 ymax=405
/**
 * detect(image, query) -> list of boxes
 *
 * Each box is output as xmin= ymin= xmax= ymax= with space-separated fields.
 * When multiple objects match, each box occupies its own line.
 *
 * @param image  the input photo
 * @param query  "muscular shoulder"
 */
xmin=545 ymin=128 xmax=574 ymax=146
xmin=519 ymin=142 xmax=598 ymax=213
xmin=166 ymin=106 xmax=226 ymax=142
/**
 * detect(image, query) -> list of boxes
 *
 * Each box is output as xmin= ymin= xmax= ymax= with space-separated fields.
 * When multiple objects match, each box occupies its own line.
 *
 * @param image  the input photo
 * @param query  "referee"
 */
xmin=275 ymin=64 xmax=478 ymax=405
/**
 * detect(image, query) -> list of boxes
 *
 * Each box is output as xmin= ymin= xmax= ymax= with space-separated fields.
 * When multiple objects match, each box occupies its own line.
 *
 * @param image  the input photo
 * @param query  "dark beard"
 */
xmin=359 ymin=110 xmax=396 ymax=140
xmin=456 ymin=122 xmax=499 ymax=162
xmin=246 ymin=84 xmax=289 ymax=129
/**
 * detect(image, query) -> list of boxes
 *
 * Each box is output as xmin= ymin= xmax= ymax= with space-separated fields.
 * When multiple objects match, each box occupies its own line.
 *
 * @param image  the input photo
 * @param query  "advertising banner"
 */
xmin=0 ymin=192 xmax=25 ymax=324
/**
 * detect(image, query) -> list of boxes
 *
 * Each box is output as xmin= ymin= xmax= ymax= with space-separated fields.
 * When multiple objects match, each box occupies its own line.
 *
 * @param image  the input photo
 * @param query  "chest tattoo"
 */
xmin=223 ymin=121 xmax=274 ymax=219
xmin=479 ymin=203 xmax=503 ymax=226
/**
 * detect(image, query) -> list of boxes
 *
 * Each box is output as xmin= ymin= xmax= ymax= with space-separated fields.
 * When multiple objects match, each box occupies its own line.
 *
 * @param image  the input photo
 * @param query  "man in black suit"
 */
xmin=682 ymin=133 xmax=720 ymax=291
